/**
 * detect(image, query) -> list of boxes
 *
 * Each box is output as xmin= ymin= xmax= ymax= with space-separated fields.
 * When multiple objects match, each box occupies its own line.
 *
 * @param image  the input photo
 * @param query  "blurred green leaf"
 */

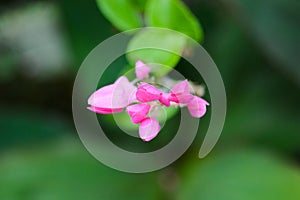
xmin=58 ymin=0 xmax=112 ymax=67
xmin=0 ymin=138 xmax=160 ymax=200
xmin=131 ymin=0 xmax=147 ymax=11
xmin=228 ymin=0 xmax=300 ymax=86
xmin=145 ymin=0 xmax=203 ymax=41
xmin=96 ymin=0 xmax=144 ymax=31
xmin=178 ymin=149 xmax=300 ymax=200
xmin=204 ymin=19 xmax=257 ymax=90
xmin=203 ymin=5 xmax=300 ymax=152
xmin=221 ymin=69 xmax=300 ymax=152
xmin=126 ymin=29 xmax=187 ymax=76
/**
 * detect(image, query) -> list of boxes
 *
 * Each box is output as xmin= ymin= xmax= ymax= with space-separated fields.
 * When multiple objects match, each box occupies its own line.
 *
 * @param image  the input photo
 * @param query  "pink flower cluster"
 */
xmin=88 ymin=61 xmax=209 ymax=142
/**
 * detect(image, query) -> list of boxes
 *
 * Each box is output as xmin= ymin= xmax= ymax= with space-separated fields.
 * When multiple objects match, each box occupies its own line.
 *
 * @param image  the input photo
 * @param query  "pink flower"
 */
xmin=136 ymin=60 xmax=151 ymax=80
xmin=87 ymin=76 xmax=136 ymax=114
xmin=169 ymin=80 xmax=194 ymax=104
xmin=187 ymin=96 xmax=209 ymax=118
xmin=126 ymin=103 xmax=150 ymax=124
xmin=87 ymin=71 xmax=209 ymax=143
xmin=139 ymin=118 xmax=160 ymax=142
xmin=136 ymin=83 xmax=161 ymax=102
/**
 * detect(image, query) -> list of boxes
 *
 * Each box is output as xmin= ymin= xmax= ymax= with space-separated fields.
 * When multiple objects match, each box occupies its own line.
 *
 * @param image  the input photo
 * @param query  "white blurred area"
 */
xmin=0 ymin=2 xmax=73 ymax=79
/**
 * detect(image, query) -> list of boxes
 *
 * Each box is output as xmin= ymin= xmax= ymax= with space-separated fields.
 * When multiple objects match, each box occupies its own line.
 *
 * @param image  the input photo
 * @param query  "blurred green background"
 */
xmin=0 ymin=0 xmax=299 ymax=199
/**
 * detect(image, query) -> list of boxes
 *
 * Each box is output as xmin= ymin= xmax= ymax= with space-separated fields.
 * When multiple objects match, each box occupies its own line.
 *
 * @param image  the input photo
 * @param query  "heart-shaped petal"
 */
xmin=187 ymin=96 xmax=209 ymax=118
xmin=139 ymin=118 xmax=160 ymax=142
xmin=88 ymin=76 xmax=136 ymax=113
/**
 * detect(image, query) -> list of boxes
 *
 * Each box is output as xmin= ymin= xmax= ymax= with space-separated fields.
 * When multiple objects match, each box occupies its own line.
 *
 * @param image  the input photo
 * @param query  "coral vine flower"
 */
xmin=87 ymin=76 xmax=136 ymax=114
xmin=126 ymin=103 xmax=151 ymax=124
xmin=139 ymin=118 xmax=161 ymax=142
xmin=136 ymin=83 xmax=161 ymax=102
xmin=135 ymin=60 xmax=151 ymax=80
xmin=87 ymin=62 xmax=209 ymax=142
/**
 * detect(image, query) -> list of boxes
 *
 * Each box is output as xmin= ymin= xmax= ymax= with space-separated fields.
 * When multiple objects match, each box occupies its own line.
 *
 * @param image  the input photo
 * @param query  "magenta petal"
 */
xmin=139 ymin=118 xmax=160 ymax=142
xmin=88 ymin=76 xmax=136 ymax=110
xmin=87 ymin=106 xmax=123 ymax=114
xmin=136 ymin=60 xmax=151 ymax=80
xmin=126 ymin=103 xmax=150 ymax=124
xmin=168 ymin=93 xmax=179 ymax=103
xmin=136 ymin=83 xmax=161 ymax=103
xmin=159 ymin=93 xmax=171 ymax=107
xmin=187 ymin=96 xmax=209 ymax=118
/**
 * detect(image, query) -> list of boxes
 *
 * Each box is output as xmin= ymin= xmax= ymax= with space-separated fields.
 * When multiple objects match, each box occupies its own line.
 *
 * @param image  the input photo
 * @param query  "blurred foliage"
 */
xmin=58 ymin=0 xmax=113 ymax=67
xmin=95 ymin=0 xmax=144 ymax=31
xmin=0 ymin=2 xmax=72 ymax=79
xmin=0 ymin=108 xmax=72 ymax=149
xmin=96 ymin=0 xmax=204 ymax=76
xmin=178 ymin=149 xmax=300 ymax=200
xmin=145 ymin=0 xmax=203 ymax=41
xmin=0 ymin=139 xmax=160 ymax=200
xmin=230 ymin=0 xmax=300 ymax=86
xmin=127 ymin=28 xmax=187 ymax=76
xmin=0 ymin=0 xmax=299 ymax=199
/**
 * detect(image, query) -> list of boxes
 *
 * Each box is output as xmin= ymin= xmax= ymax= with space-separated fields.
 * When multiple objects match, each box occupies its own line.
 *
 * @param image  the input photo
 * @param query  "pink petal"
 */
xmin=128 ymin=88 xmax=138 ymax=103
xmin=126 ymin=103 xmax=150 ymax=124
xmin=171 ymin=80 xmax=190 ymax=95
xmin=88 ymin=76 xmax=136 ymax=111
xmin=159 ymin=93 xmax=171 ymax=107
xmin=168 ymin=93 xmax=179 ymax=103
xmin=170 ymin=80 xmax=193 ymax=104
xmin=187 ymin=96 xmax=209 ymax=118
xmin=136 ymin=83 xmax=161 ymax=103
xmin=139 ymin=118 xmax=160 ymax=142
xmin=136 ymin=60 xmax=151 ymax=80
xmin=114 ymin=76 xmax=137 ymax=104
xmin=87 ymin=106 xmax=123 ymax=114
xmin=176 ymin=94 xmax=194 ymax=104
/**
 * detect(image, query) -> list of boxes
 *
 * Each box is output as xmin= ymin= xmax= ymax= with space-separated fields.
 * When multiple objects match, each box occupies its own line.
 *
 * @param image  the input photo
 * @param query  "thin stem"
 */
xmin=130 ymin=78 xmax=139 ymax=85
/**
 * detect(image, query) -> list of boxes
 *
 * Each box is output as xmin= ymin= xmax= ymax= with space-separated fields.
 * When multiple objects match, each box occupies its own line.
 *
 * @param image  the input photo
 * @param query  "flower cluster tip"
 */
xmin=87 ymin=61 xmax=209 ymax=142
